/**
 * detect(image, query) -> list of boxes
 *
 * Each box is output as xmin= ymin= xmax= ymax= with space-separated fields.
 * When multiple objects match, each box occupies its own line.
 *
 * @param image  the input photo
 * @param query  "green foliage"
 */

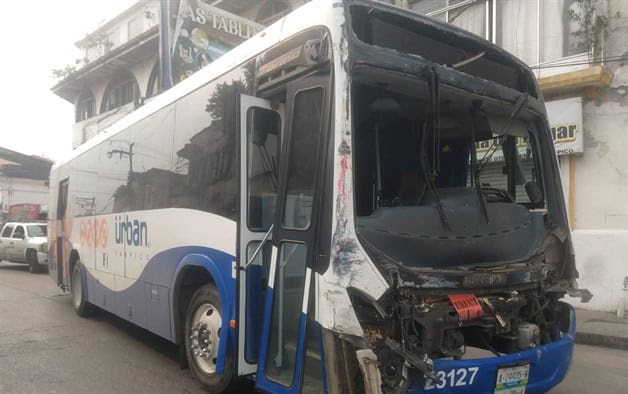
xmin=52 ymin=65 xmax=76 ymax=80
xmin=205 ymin=80 xmax=247 ymax=120
xmin=568 ymin=0 xmax=620 ymax=61
xmin=82 ymin=32 xmax=114 ymax=56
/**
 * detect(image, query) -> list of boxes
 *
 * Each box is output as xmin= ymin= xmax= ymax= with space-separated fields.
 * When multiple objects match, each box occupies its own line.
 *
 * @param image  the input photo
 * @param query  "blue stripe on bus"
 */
xmin=81 ymin=245 xmax=236 ymax=376
xmin=255 ymin=282 xmax=310 ymax=393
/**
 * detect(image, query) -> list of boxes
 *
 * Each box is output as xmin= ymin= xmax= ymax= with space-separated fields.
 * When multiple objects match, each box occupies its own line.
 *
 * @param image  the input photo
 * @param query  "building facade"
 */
xmin=0 ymin=147 xmax=53 ymax=221
xmin=52 ymin=0 xmax=304 ymax=149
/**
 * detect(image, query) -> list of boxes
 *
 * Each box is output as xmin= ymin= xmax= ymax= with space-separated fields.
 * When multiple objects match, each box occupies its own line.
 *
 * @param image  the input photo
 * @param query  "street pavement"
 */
xmin=1 ymin=260 xmax=627 ymax=393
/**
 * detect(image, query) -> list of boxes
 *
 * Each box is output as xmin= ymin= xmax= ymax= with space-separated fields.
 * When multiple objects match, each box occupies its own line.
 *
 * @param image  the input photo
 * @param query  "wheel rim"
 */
xmin=72 ymin=267 xmax=82 ymax=309
xmin=189 ymin=302 xmax=222 ymax=374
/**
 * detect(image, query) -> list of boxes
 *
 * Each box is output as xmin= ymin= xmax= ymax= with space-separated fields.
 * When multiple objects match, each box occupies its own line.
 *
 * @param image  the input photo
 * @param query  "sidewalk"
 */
xmin=575 ymin=308 xmax=628 ymax=350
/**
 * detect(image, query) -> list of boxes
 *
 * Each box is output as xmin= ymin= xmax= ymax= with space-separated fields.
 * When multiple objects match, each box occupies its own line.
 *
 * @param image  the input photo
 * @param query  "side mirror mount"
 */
xmin=525 ymin=181 xmax=544 ymax=206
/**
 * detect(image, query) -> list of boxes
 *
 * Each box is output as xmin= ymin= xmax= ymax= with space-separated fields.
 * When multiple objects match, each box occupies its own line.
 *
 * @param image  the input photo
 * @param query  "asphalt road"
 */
xmin=1 ymin=261 xmax=627 ymax=394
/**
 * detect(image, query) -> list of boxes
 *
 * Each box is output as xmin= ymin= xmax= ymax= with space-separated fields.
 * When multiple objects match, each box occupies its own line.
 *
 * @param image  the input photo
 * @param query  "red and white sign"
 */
xmin=448 ymin=294 xmax=484 ymax=321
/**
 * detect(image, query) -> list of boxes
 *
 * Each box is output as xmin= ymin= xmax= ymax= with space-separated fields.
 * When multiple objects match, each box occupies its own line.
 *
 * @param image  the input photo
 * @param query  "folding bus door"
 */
xmin=238 ymin=94 xmax=282 ymax=375
xmin=256 ymin=75 xmax=329 ymax=394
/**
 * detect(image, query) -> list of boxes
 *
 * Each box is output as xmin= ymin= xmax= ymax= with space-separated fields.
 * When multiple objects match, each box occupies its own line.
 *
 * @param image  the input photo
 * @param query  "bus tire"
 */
xmin=71 ymin=262 xmax=92 ymax=317
xmin=184 ymin=284 xmax=234 ymax=392
xmin=27 ymin=250 xmax=40 ymax=274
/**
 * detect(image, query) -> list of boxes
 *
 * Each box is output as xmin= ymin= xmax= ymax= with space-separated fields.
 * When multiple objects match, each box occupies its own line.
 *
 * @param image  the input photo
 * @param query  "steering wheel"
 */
xmin=481 ymin=187 xmax=515 ymax=203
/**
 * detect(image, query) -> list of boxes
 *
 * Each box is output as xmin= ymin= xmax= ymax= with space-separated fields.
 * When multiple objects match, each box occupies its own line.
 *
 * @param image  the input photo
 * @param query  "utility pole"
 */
xmin=107 ymin=142 xmax=134 ymax=177
xmin=159 ymin=0 xmax=174 ymax=91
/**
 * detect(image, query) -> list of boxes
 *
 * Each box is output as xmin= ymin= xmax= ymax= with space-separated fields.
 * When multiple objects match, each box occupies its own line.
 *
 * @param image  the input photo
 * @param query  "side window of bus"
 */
xmin=98 ymin=129 xmax=135 ymax=214
xmin=247 ymin=107 xmax=281 ymax=231
xmin=125 ymin=106 xmax=176 ymax=211
xmin=70 ymin=148 xmax=100 ymax=217
xmin=282 ymin=87 xmax=324 ymax=229
xmin=97 ymin=105 xmax=175 ymax=214
xmin=171 ymin=73 xmax=248 ymax=219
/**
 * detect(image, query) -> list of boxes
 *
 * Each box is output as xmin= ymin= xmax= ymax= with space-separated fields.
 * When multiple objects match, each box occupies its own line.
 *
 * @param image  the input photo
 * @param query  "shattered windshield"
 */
xmin=353 ymin=76 xmax=544 ymax=219
xmin=352 ymin=67 xmax=547 ymax=269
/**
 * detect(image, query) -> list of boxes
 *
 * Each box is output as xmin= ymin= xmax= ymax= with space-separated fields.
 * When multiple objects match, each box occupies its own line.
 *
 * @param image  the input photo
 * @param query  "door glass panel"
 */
xmin=245 ymin=240 xmax=272 ymax=363
xmin=13 ymin=226 xmax=25 ymax=239
xmin=248 ymin=108 xmax=281 ymax=231
xmin=302 ymin=284 xmax=324 ymax=393
xmin=282 ymin=88 xmax=324 ymax=229
xmin=264 ymin=242 xmax=308 ymax=386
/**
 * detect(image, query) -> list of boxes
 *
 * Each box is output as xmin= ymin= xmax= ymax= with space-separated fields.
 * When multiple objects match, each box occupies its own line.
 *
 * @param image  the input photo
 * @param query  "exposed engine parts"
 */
xmin=352 ymin=287 xmax=571 ymax=392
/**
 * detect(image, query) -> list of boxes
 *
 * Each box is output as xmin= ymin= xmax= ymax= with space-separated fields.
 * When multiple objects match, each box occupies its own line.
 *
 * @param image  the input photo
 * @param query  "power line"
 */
xmin=531 ymin=55 xmax=628 ymax=69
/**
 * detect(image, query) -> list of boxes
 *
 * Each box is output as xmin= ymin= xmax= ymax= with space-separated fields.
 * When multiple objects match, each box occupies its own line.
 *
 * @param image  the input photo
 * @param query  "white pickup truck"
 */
xmin=0 ymin=222 xmax=48 ymax=273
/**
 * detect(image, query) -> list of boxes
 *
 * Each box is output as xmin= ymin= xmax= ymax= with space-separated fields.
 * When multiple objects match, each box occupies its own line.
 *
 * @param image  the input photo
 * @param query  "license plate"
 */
xmin=494 ymin=364 xmax=529 ymax=394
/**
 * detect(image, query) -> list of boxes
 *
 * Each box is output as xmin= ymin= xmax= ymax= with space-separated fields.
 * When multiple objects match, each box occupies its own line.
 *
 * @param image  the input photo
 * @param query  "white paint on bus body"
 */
xmin=69 ymin=208 xmax=236 ymax=291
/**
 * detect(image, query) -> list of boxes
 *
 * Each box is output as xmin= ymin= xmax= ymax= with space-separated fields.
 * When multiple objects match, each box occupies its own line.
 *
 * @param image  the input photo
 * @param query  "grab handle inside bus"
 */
xmin=244 ymin=224 xmax=273 ymax=269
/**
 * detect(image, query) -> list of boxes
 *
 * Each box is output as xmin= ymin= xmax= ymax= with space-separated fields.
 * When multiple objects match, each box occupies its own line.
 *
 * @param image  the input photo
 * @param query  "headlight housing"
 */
xmin=39 ymin=243 xmax=48 ymax=253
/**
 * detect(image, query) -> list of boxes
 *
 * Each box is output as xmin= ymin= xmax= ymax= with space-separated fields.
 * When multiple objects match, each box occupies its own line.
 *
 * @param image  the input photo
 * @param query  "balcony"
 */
xmin=72 ymin=102 xmax=135 ymax=149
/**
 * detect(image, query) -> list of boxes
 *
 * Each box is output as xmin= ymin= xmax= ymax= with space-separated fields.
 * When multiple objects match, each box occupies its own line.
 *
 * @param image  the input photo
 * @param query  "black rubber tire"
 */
xmin=27 ymin=250 xmax=40 ymax=274
xmin=184 ymin=284 xmax=234 ymax=392
xmin=71 ymin=262 xmax=93 ymax=317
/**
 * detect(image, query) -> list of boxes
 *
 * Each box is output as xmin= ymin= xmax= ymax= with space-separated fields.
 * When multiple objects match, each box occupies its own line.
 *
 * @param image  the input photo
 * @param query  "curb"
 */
xmin=575 ymin=332 xmax=628 ymax=350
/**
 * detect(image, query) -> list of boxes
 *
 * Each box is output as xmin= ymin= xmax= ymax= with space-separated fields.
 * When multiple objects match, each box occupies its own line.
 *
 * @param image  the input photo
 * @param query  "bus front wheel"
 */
xmin=184 ymin=284 xmax=234 ymax=392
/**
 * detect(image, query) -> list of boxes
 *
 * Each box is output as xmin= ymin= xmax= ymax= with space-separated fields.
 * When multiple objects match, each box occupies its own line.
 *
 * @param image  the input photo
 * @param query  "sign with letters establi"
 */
xmin=172 ymin=0 xmax=264 ymax=82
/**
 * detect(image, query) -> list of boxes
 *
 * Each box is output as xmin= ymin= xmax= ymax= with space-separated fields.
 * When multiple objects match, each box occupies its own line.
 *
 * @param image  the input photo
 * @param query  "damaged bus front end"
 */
xmin=320 ymin=2 xmax=592 ymax=393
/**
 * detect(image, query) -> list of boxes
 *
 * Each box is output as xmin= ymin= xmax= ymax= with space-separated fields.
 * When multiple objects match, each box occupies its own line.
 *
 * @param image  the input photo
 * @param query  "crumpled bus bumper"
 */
xmin=407 ymin=304 xmax=576 ymax=394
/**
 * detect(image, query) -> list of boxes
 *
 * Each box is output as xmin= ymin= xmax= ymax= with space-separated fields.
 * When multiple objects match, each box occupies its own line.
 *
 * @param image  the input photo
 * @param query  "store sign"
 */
xmin=545 ymin=97 xmax=583 ymax=156
xmin=475 ymin=96 xmax=583 ymax=161
xmin=172 ymin=0 xmax=264 ymax=82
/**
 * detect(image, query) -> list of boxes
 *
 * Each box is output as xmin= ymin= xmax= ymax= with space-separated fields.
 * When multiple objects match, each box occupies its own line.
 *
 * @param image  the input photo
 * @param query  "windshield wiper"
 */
xmin=469 ymin=103 xmax=489 ymax=224
xmin=419 ymin=66 xmax=449 ymax=231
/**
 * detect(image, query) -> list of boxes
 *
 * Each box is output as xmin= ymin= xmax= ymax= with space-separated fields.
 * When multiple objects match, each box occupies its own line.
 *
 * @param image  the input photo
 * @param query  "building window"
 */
xmin=255 ymin=0 xmax=291 ymax=25
xmin=108 ymin=27 xmax=120 ymax=48
xmin=411 ymin=0 xmax=488 ymax=38
xmin=101 ymin=70 xmax=139 ymax=113
xmin=496 ymin=0 xmax=538 ymax=64
xmin=128 ymin=18 xmax=141 ymax=40
xmin=410 ymin=0 xmax=588 ymax=67
xmin=76 ymin=90 xmax=95 ymax=122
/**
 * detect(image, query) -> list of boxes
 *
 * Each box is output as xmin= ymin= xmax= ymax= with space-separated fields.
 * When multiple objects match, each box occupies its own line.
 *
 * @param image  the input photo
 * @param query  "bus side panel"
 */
xmin=114 ymin=275 xmax=148 ymax=328
xmin=145 ymin=282 xmax=170 ymax=339
xmin=77 ymin=244 xmax=235 ymax=345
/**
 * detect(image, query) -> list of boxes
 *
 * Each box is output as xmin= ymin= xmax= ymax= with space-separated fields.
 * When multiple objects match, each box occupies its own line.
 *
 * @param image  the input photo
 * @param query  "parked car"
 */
xmin=0 ymin=222 xmax=48 ymax=273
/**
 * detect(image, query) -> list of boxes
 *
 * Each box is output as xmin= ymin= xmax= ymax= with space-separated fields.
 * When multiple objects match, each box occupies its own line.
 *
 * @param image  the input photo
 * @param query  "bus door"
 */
xmin=238 ymin=94 xmax=282 ymax=375
xmin=256 ymin=75 xmax=329 ymax=393
xmin=53 ymin=178 xmax=69 ymax=288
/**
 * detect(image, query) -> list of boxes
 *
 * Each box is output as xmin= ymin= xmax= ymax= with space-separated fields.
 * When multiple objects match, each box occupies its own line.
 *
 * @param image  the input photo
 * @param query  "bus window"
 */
xmin=247 ymin=107 xmax=281 ymax=231
xmin=282 ymin=87 xmax=324 ymax=229
xmin=264 ymin=242 xmax=308 ymax=386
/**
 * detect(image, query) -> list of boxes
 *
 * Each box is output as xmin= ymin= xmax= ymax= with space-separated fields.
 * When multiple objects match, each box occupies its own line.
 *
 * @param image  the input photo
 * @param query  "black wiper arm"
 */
xmin=422 ymin=66 xmax=450 ymax=231
xmin=468 ymin=104 xmax=489 ymax=224
xmin=420 ymin=121 xmax=450 ymax=231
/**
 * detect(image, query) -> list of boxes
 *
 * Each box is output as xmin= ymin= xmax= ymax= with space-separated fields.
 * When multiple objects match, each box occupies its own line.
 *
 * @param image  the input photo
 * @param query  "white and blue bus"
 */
xmin=48 ymin=1 xmax=590 ymax=392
